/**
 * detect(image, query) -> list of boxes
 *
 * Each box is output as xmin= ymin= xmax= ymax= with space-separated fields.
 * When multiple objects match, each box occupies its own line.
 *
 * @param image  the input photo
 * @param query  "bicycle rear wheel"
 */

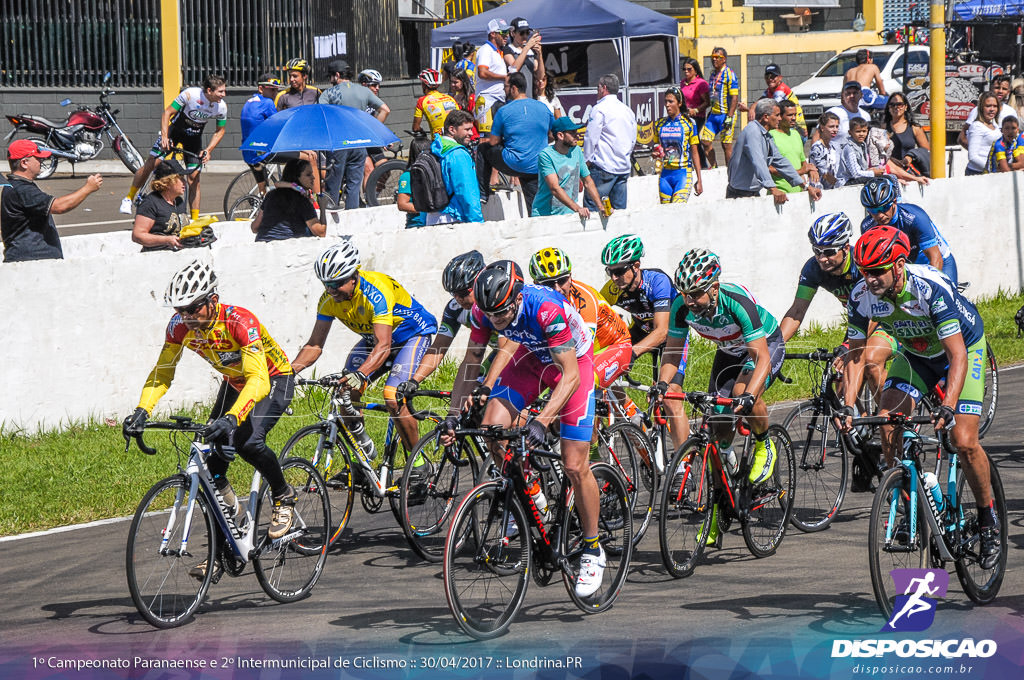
xmin=561 ymin=462 xmax=632 ymax=611
xmin=222 ymin=169 xmax=258 ymax=217
xmin=126 ymin=474 xmax=216 ymax=628
xmin=279 ymin=423 xmax=354 ymax=548
xmin=955 ymin=454 xmax=1007 ymax=604
xmin=400 ymin=430 xmax=480 ymax=562
xmin=363 ymin=159 xmax=405 ymax=206
xmin=782 ymin=401 xmax=848 ymax=532
xmin=658 ymin=439 xmax=711 ymax=578
xmin=594 ymin=421 xmax=655 ymax=546
xmin=443 ymin=482 xmax=530 ymax=640
xmin=227 ymin=194 xmax=262 ymax=221
xmin=253 ymin=458 xmax=331 ymax=603
xmin=868 ymin=467 xmax=930 ymax=619
xmin=742 ymin=425 xmax=796 ymax=557
xmin=978 ymin=341 xmax=998 ymax=437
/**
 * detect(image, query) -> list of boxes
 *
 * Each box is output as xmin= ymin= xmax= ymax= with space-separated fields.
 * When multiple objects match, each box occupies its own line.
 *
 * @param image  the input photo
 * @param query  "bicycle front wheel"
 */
xmin=868 ymin=467 xmax=930 ymax=619
xmin=658 ymin=439 xmax=712 ymax=578
xmin=222 ymin=169 xmax=258 ymax=217
xmin=955 ymin=454 xmax=1007 ymax=604
xmin=594 ymin=421 xmax=655 ymax=546
xmin=400 ymin=430 xmax=480 ymax=563
xmin=742 ymin=424 xmax=796 ymax=557
xmin=782 ymin=401 xmax=848 ymax=533
xmin=280 ymin=423 xmax=354 ymax=548
xmin=253 ymin=458 xmax=331 ymax=603
xmin=978 ymin=341 xmax=998 ymax=437
xmin=443 ymin=482 xmax=530 ymax=640
xmin=126 ymin=474 xmax=216 ymax=628
xmin=363 ymin=159 xmax=405 ymax=206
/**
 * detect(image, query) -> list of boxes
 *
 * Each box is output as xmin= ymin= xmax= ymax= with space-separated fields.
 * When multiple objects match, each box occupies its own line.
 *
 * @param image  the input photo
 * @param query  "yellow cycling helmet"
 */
xmin=529 ymin=246 xmax=573 ymax=283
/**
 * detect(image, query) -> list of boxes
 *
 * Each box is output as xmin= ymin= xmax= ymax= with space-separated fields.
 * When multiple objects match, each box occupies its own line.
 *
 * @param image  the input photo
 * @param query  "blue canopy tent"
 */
xmin=953 ymin=0 xmax=1024 ymax=19
xmin=430 ymin=0 xmax=679 ymax=103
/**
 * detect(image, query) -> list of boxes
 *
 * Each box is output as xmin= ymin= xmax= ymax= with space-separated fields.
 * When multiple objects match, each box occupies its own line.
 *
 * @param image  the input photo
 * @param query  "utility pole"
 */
xmin=930 ymin=0 xmax=946 ymax=178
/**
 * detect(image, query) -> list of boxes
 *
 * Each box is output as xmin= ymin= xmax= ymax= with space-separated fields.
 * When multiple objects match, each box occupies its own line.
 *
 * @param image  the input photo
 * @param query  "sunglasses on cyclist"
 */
xmin=452 ymin=288 xmax=473 ymax=299
xmin=541 ymin=275 xmax=571 ymax=288
xmin=866 ymin=203 xmax=894 ymax=215
xmin=606 ymin=265 xmax=632 ymax=277
xmin=812 ymin=246 xmax=842 ymax=258
xmin=861 ymin=264 xmax=894 ymax=277
xmin=324 ymin=276 xmax=355 ymax=291
xmin=175 ymin=296 xmax=209 ymax=316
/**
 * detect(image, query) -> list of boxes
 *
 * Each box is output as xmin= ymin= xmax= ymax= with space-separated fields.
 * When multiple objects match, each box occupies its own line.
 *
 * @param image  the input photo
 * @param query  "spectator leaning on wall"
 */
xmin=583 ymin=73 xmax=637 ymax=212
xmin=533 ymin=117 xmax=605 ymax=218
xmin=1 ymin=139 xmax=102 ymax=263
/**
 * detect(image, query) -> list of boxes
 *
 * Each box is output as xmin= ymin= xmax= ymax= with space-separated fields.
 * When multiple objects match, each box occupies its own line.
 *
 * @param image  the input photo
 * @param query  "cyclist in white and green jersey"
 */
xmin=656 ymin=249 xmax=786 ymax=485
xmin=839 ymin=226 xmax=1000 ymax=569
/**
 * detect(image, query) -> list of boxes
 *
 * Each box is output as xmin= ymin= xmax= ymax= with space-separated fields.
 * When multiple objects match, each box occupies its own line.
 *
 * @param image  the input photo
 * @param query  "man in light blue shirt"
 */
xmin=533 ymin=117 xmax=603 ymax=218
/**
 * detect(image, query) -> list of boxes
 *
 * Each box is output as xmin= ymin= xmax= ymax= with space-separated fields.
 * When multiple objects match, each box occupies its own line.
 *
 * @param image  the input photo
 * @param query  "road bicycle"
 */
xmin=222 ymin=162 xmax=282 ymax=220
xmin=443 ymin=424 xmax=632 ymax=640
xmin=278 ymin=374 xmax=447 ymax=548
xmin=917 ymin=340 xmax=998 ymax=438
xmin=659 ymin=392 xmax=795 ymax=578
xmin=363 ymin=138 xmax=408 ymax=207
xmin=853 ymin=412 xmax=1007 ymax=618
xmin=124 ymin=417 xmax=330 ymax=628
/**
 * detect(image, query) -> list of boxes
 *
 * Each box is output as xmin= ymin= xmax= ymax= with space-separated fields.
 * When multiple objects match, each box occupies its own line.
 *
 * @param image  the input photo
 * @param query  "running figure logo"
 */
xmin=882 ymin=569 xmax=949 ymax=632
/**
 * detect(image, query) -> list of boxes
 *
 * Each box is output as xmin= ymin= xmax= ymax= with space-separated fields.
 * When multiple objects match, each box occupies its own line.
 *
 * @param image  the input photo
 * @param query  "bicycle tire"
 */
xmin=125 ymin=474 xmax=216 ymax=628
xmin=443 ymin=481 xmax=530 ymax=640
xmin=253 ymin=458 xmax=331 ymax=603
xmin=595 ymin=421 xmax=655 ymax=546
xmin=741 ymin=424 xmax=796 ymax=557
xmin=222 ymin=169 xmax=258 ymax=218
xmin=363 ymin=159 xmax=405 ymax=207
xmin=978 ymin=340 xmax=998 ymax=437
xmin=955 ymin=454 xmax=1006 ymax=604
xmin=399 ymin=430 xmax=481 ymax=563
xmin=782 ymin=400 xmax=848 ymax=533
xmin=658 ymin=439 xmax=711 ymax=578
xmin=868 ymin=466 xmax=930 ymax=619
xmin=561 ymin=462 xmax=632 ymax=612
xmin=279 ymin=423 xmax=354 ymax=548
xmin=227 ymin=193 xmax=263 ymax=221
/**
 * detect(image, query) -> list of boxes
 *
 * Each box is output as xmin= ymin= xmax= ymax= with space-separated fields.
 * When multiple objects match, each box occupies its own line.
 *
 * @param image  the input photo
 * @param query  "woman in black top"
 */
xmin=883 ymin=91 xmax=931 ymax=176
xmin=250 ymin=158 xmax=326 ymax=242
xmin=132 ymin=161 xmax=188 ymax=251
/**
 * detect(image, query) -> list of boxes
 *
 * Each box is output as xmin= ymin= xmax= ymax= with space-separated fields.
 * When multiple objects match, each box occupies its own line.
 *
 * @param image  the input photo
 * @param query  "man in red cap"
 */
xmin=1 ymin=139 xmax=102 ymax=262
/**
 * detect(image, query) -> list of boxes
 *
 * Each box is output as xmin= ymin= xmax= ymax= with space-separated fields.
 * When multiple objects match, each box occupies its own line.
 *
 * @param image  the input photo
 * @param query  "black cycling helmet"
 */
xmin=442 ymin=250 xmax=485 ymax=294
xmin=473 ymin=260 xmax=524 ymax=314
xmin=860 ymin=176 xmax=899 ymax=211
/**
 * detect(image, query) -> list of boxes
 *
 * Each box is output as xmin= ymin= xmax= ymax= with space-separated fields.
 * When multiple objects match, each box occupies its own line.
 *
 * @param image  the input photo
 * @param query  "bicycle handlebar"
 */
xmin=123 ymin=416 xmax=207 ymax=456
xmin=849 ymin=413 xmax=937 ymax=427
xmin=785 ymin=346 xmax=843 ymax=362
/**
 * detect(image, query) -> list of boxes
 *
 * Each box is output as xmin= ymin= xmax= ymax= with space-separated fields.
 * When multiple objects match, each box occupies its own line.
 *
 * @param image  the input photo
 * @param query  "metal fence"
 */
xmin=0 ymin=0 xmax=162 ymax=88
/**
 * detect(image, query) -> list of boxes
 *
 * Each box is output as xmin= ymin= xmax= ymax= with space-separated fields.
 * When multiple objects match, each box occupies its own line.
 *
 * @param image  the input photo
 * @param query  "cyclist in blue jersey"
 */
xmin=652 ymin=87 xmax=703 ymax=203
xmin=840 ymin=226 xmax=1000 ymax=569
xmin=859 ymin=177 xmax=958 ymax=283
xmin=239 ymin=74 xmax=281 ymax=195
xmin=443 ymin=260 xmax=606 ymax=597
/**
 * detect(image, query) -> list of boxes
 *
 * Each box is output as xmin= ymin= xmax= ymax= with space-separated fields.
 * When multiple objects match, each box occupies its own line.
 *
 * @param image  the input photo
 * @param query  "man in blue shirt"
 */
xmin=239 ymin=74 xmax=281 ymax=195
xmin=477 ymin=71 xmax=554 ymax=216
xmin=533 ymin=117 xmax=603 ymax=218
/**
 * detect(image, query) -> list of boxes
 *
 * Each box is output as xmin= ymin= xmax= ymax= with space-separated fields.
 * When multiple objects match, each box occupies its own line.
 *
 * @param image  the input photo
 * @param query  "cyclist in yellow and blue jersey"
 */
xmin=292 ymin=241 xmax=437 ymax=450
xmin=653 ymin=87 xmax=703 ymax=203
xmin=700 ymin=47 xmax=740 ymax=167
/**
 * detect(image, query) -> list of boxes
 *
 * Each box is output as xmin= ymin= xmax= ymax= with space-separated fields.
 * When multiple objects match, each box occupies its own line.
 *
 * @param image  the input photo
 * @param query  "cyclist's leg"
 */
xmin=863 ymin=329 xmax=897 ymax=403
xmin=340 ymin=339 xmax=375 ymax=429
xmin=721 ymin=118 xmax=736 ymax=165
xmin=486 ymin=346 xmax=544 ymax=462
xmin=877 ymin=354 xmax=933 ymax=466
xmin=248 ymin=162 xmax=269 ymax=195
xmin=708 ymin=349 xmax=744 ymax=444
xmin=949 ymin=338 xmax=994 ymax=510
xmin=670 ymin=168 xmax=693 ymax=204
xmin=553 ymin=355 xmax=600 ymax=540
xmin=232 ymin=375 xmax=295 ymax=496
xmin=657 ymin=170 xmax=674 ymax=204
xmin=382 ymin=335 xmax=433 ymax=450
xmin=661 ymin=336 xmax=691 ymax=449
xmin=732 ymin=332 xmax=786 ymax=482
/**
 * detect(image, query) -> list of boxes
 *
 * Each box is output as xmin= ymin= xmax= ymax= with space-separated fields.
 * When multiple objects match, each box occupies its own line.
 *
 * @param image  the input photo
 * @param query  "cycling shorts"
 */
xmin=884 ymin=336 xmax=987 ymax=416
xmin=594 ymin=341 xmax=633 ymax=389
xmin=149 ymin=133 xmax=203 ymax=169
xmin=658 ymin=167 xmax=693 ymax=204
xmin=708 ymin=329 xmax=786 ymax=398
xmin=367 ymin=147 xmax=385 ymax=164
xmin=490 ymin=345 xmax=596 ymax=443
xmin=699 ymin=113 xmax=735 ymax=145
xmin=870 ymin=327 xmax=899 ymax=355
xmin=344 ymin=334 xmax=432 ymax=400
xmin=247 ymin=162 xmax=268 ymax=184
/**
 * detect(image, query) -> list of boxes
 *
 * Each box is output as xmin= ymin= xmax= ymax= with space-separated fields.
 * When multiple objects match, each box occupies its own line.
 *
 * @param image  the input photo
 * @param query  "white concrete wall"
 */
xmin=2 ymin=168 xmax=1021 ymax=432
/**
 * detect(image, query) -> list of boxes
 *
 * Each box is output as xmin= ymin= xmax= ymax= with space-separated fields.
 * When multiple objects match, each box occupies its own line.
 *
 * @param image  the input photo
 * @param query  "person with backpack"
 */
xmin=419 ymin=109 xmax=483 ymax=225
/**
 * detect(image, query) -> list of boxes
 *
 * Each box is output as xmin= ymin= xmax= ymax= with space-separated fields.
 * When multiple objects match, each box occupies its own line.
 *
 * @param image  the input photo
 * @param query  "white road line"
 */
xmin=0 ymin=515 xmax=131 ymax=542
xmin=57 ymin=218 xmax=132 ymax=229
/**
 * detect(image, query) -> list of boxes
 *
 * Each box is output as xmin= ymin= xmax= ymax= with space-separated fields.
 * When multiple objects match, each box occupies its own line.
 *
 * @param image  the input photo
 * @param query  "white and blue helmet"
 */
xmin=807 ymin=212 xmax=853 ymax=249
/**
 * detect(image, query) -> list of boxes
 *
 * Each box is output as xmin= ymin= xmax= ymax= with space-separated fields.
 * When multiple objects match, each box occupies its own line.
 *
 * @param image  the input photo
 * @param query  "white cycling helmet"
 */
xmin=315 ymin=240 xmax=360 ymax=284
xmin=164 ymin=259 xmax=217 ymax=307
xmin=358 ymin=69 xmax=383 ymax=85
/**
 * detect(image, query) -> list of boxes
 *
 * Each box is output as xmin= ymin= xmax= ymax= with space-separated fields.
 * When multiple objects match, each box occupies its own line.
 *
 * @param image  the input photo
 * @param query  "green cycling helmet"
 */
xmin=674 ymin=248 xmax=721 ymax=293
xmin=601 ymin=234 xmax=644 ymax=267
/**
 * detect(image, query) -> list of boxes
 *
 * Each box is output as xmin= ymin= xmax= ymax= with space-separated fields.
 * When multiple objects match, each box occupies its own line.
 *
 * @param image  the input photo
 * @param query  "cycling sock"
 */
xmin=583 ymin=534 xmax=601 ymax=555
xmin=190 ymin=209 xmax=200 ymax=221
xmin=127 ymin=186 xmax=139 ymax=200
xmin=977 ymin=501 xmax=998 ymax=529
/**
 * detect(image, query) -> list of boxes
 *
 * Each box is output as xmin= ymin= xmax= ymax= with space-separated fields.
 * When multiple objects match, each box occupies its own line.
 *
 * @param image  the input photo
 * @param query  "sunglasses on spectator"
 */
xmin=541 ymin=275 xmax=571 ymax=288
xmin=888 ymin=100 xmax=907 ymax=108
xmin=517 ymin=29 xmax=532 ymax=36
xmin=606 ymin=265 xmax=632 ymax=277
xmin=812 ymin=246 xmax=841 ymax=257
xmin=861 ymin=264 xmax=894 ymax=277
xmin=175 ymin=297 xmax=209 ymax=316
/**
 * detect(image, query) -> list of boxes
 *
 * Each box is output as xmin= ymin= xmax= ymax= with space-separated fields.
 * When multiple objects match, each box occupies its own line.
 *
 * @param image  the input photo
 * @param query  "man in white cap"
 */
xmin=475 ymin=18 xmax=510 ymax=115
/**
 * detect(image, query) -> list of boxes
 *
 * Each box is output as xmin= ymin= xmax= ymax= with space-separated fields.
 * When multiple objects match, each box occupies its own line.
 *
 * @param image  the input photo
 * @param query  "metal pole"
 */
xmin=929 ymin=0 xmax=946 ymax=178
xmin=160 ymin=0 xmax=182 ymax=107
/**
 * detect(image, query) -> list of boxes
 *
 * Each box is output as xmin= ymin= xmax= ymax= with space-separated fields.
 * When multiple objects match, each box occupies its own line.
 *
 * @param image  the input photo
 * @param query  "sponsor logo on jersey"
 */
xmin=247 ymin=327 xmax=260 ymax=343
xmin=217 ymin=351 xmax=242 ymax=366
xmin=930 ymin=297 xmax=948 ymax=314
xmin=958 ymin=403 xmax=982 ymax=415
xmin=871 ymin=301 xmax=894 ymax=316
xmin=953 ymin=299 xmax=976 ymax=324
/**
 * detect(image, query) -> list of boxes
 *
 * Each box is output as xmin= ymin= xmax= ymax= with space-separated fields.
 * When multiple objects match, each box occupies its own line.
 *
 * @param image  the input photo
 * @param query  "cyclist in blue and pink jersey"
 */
xmin=442 ymin=260 xmax=606 ymax=598
xmin=859 ymin=177 xmax=957 ymax=284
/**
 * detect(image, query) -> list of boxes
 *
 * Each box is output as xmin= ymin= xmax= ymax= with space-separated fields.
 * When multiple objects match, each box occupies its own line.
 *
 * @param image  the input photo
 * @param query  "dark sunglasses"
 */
xmin=175 ymin=297 xmax=209 ymax=316
xmin=452 ymin=288 xmax=473 ymax=299
xmin=861 ymin=264 xmax=894 ymax=277
xmin=812 ymin=246 xmax=841 ymax=258
xmin=606 ymin=265 xmax=632 ymax=277
xmin=541 ymin=275 xmax=571 ymax=288
xmin=517 ymin=29 xmax=532 ymax=36
xmin=324 ymin=276 xmax=355 ymax=291
xmin=866 ymin=204 xmax=893 ymax=215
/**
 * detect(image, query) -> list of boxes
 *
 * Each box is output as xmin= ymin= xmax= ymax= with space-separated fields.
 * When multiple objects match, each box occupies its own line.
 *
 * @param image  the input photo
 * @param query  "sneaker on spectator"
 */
xmin=119 ymin=197 xmax=133 ymax=214
xmin=575 ymin=545 xmax=606 ymax=597
xmin=268 ymin=485 xmax=297 ymax=540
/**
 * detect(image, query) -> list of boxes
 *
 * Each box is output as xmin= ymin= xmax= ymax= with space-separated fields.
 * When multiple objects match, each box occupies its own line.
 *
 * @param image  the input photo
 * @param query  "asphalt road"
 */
xmin=1 ymin=369 xmax=1023 ymax=679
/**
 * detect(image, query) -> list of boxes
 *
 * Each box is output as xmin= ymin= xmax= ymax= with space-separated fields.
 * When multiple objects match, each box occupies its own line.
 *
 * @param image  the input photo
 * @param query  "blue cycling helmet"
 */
xmin=808 ymin=213 xmax=853 ymax=248
xmin=860 ymin=176 xmax=898 ymax=211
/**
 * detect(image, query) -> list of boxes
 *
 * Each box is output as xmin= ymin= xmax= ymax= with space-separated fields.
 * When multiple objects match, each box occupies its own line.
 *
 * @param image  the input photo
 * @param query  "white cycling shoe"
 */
xmin=118 ymin=197 xmax=134 ymax=214
xmin=575 ymin=545 xmax=606 ymax=597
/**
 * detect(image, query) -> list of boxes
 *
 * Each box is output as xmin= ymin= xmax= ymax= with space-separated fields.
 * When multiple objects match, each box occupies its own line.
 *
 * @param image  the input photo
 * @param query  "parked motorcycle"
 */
xmin=4 ymin=72 xmax=143 ymax=179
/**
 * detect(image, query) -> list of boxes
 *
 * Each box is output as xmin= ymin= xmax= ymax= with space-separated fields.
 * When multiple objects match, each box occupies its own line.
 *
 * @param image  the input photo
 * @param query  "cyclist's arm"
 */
xmin=412 ymin=98 xmax=424 ymax=133
xmin=780 ymin=296 xmax=811 ymax=342
xmin=228 ymin=340 xmax=273 ymax=423
xmin=354 ymin=323 xmax=394 ymax=379
xmin=923 ymin=245 xmax=944 ymax=271
xmin=841 ymin=337 xmax=868 ymax=409
xmin=138 ymin=341 xmax=185 ymax=414
xmin=291 ymin=318 xmax=333 ymax=373
xmin=482 ymin=336 xmax=517 ymax=390
xmin=375 ymin=102 xmax=390 ymax=123
xmin=159 ymin=103 xmax=176 ymax=147
xmin=203 ymin=125 xmax=226 ymax=159
xmin=658 ymin=333 xmax=687 ymax=385
xmin=939 ymin=332 xmax=969 ymax=410
xmin=743 ymin=335 xmax=772 ymax=401
xmin=411 ymin=333 xmax=454 ymax=383
xmin=534 ymin=342 xmax=579 ymax=428
xmin=633 ymin=310 xmax=669 ymax=356
xmin=872 ymin=66 xmax=887 ymax=96
xmin=449 ymin=339 xmax=486 ymax=416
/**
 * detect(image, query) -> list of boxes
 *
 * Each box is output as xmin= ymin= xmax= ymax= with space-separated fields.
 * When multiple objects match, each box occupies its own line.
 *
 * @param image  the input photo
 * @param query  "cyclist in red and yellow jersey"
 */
xmin=122 ymin=260 xmax=298 ymax=549
xmin=412 ymin=69 xmax=460 ymax=136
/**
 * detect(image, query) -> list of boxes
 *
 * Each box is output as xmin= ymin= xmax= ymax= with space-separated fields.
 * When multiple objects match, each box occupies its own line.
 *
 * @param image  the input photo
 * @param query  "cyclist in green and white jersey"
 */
xmin=657 ymin=249 xmax=786 ymax=483
xmin=839 ymin=226 xmax=1000 ymax=569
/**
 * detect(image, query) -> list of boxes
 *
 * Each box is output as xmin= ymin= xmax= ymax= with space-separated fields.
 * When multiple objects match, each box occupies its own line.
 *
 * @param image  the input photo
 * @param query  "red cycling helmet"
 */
xmin=418 ymin=68 xmax=442 ymax=88
xmin=853 ymin=225 xmax=911 ymax=269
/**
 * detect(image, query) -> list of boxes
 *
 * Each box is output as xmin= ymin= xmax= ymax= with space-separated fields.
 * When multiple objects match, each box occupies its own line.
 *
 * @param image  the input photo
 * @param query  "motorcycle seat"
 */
xmin=17 ymin=113 xmax=65 ymax=128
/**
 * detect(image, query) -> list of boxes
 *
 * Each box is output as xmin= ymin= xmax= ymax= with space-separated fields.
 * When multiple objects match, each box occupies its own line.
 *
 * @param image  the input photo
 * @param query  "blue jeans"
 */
xmin=584 ymin=164 xmax=628 ymax=211
xmin=325 ymin=148 xmax=367 ymax=210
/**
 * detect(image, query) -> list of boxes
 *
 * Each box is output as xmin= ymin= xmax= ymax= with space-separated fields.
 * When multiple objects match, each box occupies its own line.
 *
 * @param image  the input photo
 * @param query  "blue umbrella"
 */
xmin=240 ymin=104 xmax=400 ymax=155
